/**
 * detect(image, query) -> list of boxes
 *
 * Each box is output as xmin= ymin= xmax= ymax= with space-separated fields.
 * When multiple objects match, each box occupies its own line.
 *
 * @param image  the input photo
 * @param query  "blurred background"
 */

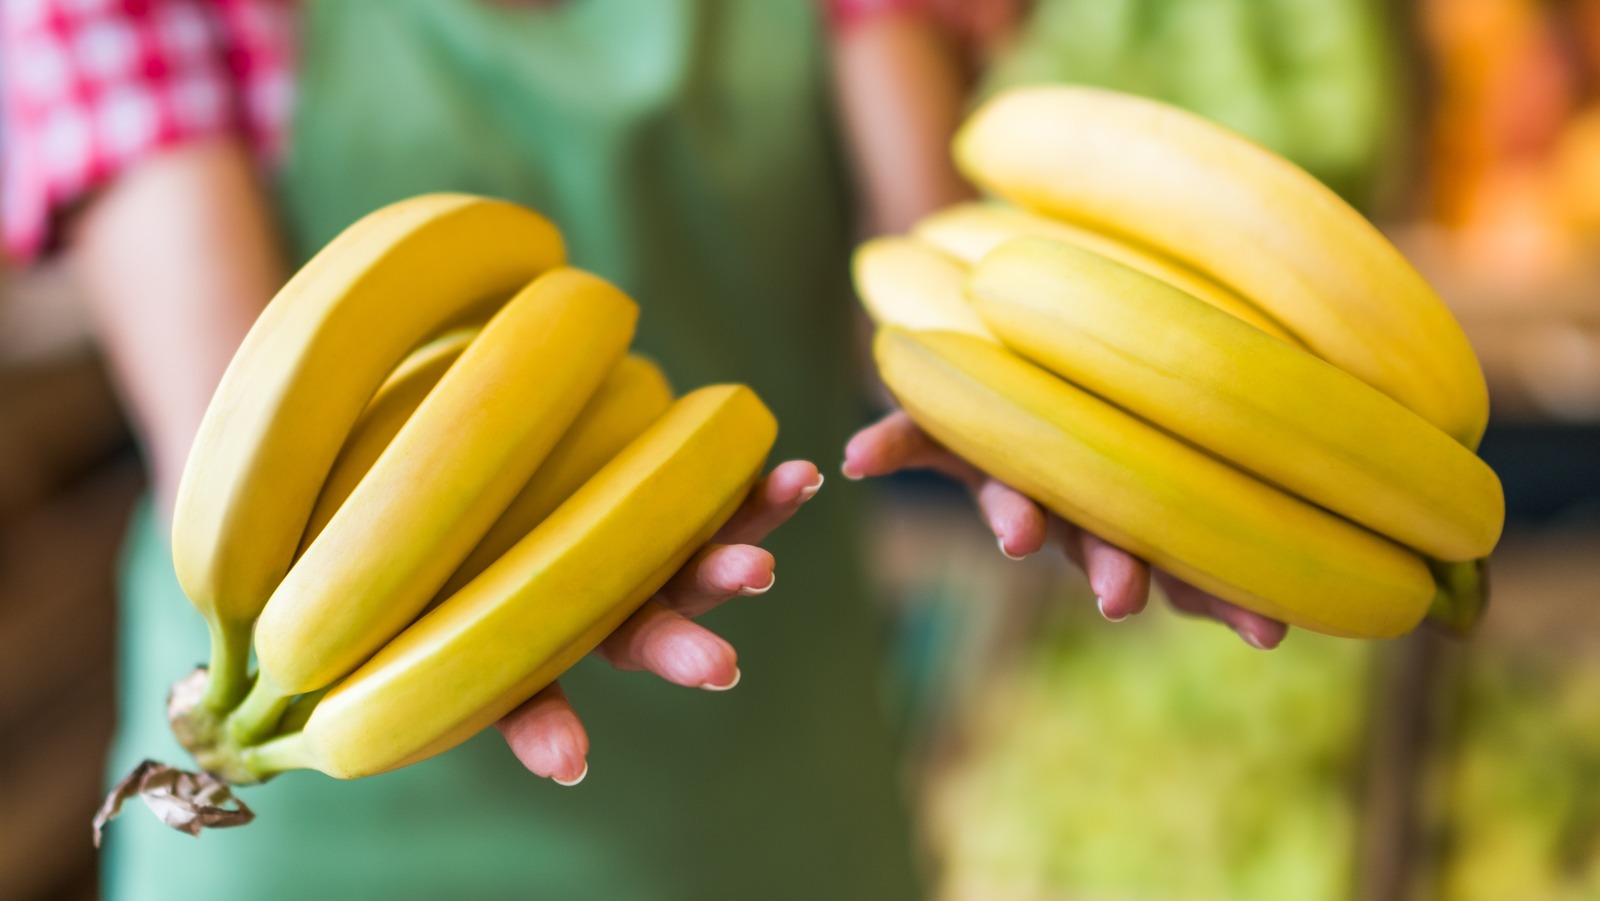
xmin=3 ymin=0 xmax=1599 ymax=898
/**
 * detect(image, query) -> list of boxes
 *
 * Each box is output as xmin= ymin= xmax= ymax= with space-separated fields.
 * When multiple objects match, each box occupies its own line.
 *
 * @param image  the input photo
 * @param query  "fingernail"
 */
xmin=998 ymin=536 xmax=1027 ymax=561
xmin=1239 ymin=629 xmax=1269 ymax=651
xmin=739 ymin=573 xmax=776 ymax=596
xmin=799 ymin=474 xmax=825 ymax=502
xmin=1097 ymin=595 xmax=1126 ymax=623
xmin=703 ymin=668 xmax=741 ymax=692
xmin=841 ymin=460 xmax=865 ymax=480
xmin=553 ymin=761 xmax=588 ymax=787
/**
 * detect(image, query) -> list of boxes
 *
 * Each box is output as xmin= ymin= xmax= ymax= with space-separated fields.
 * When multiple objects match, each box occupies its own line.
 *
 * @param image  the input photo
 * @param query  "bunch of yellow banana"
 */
xmin=165 ymin=194 xmax=776 ymax=785
xmin=856 ymin=86 xmax=1503 ymax=639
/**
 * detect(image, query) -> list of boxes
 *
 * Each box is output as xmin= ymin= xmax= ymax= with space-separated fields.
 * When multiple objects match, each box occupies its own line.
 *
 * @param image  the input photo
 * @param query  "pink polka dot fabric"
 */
xmin=0 ymin=0 xmax=294 ymax=260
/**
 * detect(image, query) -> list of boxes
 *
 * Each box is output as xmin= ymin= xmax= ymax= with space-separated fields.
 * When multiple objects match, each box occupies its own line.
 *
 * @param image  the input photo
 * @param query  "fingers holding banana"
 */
xmin=844 ymin=408 xmax=1288 ymax=645
xmin=495 ymin=459 xmax=817 ymax=784
xmin=844 ymin=410 xmax=1050 ymax=560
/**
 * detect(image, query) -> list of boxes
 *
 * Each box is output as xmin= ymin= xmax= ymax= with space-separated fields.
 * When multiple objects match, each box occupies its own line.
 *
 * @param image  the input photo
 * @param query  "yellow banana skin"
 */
xmin=246 ymin=385 xmax=777 ymax=780
xmin=912 ymin=202 xmax=1301 ymax=346
xmin=853 ymin=237 xmax=997 ymax=341
xmin=171 ymin=194 xmax=564 ymax=709
xmin=248 ymin=268 xmax=637 ymax=713
xmin=956 ymin=87 xmax=1489 ymax=447
xmin=971 ymin=238 xmax=1505 ymax=562
xmin=437 ymin=354 xmax=674 ymax=600
xmin=874 ymin=327 xmax=1434 ymax=639
xmin=298 ymin=327 xmax=479 ymax=552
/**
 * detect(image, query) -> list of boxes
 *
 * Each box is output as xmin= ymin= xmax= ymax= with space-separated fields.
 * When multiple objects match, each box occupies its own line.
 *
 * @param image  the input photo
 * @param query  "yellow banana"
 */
xmin=242 ymin=384 xmax=777 ymax=780
xmin=172 ymin=194 xmax=564 ymax=712
xmin=873 ymin=327 xmax=1434 ymax=638
xmin=301 ymin=347 xmax=671 ymax=593
xmin=956 ymin=86 xmax=1489 ymax=447
xmin=298 ymin=327 xmax=479 ymax=552
xmin=233 ymin=268 xmax=637 ymax=741
xmin=438 ymin=354 xmax=674 ymax=600
xmin=912 ymin=202 xmax=1301 ymax=346
xmin=852 ymin=237 xmax=996 ymax=340
xmin=970 ymin=238 xmax=1505 ymax=562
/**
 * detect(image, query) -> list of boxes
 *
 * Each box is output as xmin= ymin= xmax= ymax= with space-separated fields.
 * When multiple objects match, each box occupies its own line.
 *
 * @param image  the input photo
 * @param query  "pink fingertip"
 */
xmin=1239 ymin=629 xmax=1270 ymax=650
xmin=702 ymin=668 xmax=742 ymax=692
xmin=997 ymin=535 xmax=1028 ymax=561
xmin=1097 ymin=595 xmax=1127 ymax=623
xmin=553 ymin=761 xmax=589 ymax=787
xmin=739 ymin=572 xmax=777 ymax=596
xmin=799 ymin=474 xmax=825 ymax=502
xmin=840 ymin=459 xmax=866 ymax=480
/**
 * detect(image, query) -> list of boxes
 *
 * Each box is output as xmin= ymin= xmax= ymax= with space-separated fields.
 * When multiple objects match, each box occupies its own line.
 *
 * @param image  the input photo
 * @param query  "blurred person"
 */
xmin=1 ymin=0 xmax=1283 ymax=897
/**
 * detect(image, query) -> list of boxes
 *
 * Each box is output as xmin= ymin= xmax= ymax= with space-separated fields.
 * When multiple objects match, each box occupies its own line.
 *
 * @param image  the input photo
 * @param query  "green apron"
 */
xmin=102 ymin=2 xmax=918 ymax=898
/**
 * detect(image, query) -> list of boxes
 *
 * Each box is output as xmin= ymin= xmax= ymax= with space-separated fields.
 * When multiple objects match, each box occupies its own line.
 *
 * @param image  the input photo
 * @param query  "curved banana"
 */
xmin=912 ymin=202 xmax=1301 ymax=346
xmin=956 ymin=87 xmax=1489 ymax=447
xmin=298 ymin=327 xmax=479 ymax=552
xmin=874 ymin=327 xmax=1435 ymax=639
xmin=971 ymin=238 xmax=1504 ymax=562
xmin=234 ymin=269 xmax=637 ymax=741
xmin=853 ymin=237 xmax=996 ymax=340
xmin=437 ymin=354 xmax=674 ymax=600
xmin=243 ymin=384 xmax=777 ymax=780
xmin=172 ymin=194 xmax=564 ymax=711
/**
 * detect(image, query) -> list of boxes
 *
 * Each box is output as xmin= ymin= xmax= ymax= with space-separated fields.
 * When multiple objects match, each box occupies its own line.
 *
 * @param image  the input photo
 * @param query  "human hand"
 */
xmin=493 ymin=460 xmax=825 ymax=785
xmin=843 ymin=411 xmax=1288 ymax=650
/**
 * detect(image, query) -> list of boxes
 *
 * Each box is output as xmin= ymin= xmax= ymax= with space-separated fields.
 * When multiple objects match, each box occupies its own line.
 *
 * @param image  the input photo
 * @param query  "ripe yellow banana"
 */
xmin=437 ymin=354 xmax=674 ymax=600
xmin=172 ymin=194 xmax=564 ymax=712
xmin=853 ymin=237 xmax=996 ymax=340
xmin=874 ymin=326 xmax=1435 ymax=638
xmin=956 ymin=87 xmax=1489 ymax=447
xmin=242 ymin=384 xmax=777 ymax=780
xmin=234 ymin=268 xmax=637 ymax=741
xmin=970 ymin=238 xmax=1505 ymax=562
xmin=912 ymin=202 xmax=1301 ymax=346
xmin=298 ymin=327 xmax=479 ymax=551
xmin=301 ymin=347 xmax=671 ymax=593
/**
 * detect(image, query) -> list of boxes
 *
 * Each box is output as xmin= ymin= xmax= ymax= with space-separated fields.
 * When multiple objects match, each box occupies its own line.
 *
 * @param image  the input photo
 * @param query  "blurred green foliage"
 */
xmin=982 ymin=0 xmax=1395 ymax=207
xmin=1438 ymin=651 xmax=1600 ymax=900
xmin=935 ymin=605 xmax=1370 ymax=899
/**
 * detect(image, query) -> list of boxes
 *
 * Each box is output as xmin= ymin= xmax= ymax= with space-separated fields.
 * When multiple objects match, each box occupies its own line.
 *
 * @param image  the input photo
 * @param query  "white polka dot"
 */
xmin=7 ymin=0 xmax=52 ymax=30
xmin=97 ymin=85 xmax=158 ymax=159
xmin=168 ymin=72 xmax=228 ymax=130
xmin=151 ymin=3 xmax=213 ymax=62
xmin=17 ymin=39 xmax=72 ymax=99
xmin=247 ymin=69 xmax=291 ymax=125
xmin=40 ymin=105 xmax=92 ymax=183
xmin=74 ymin=19 xmax=141 ymax=83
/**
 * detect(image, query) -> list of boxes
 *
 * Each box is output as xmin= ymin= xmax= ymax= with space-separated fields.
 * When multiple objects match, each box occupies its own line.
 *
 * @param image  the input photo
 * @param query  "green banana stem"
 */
xmin=275 ymin=686 xmax=331 ymax=736
xmin=226 ymin=674 xmax=295 ymax=747
xmin=199 ymin=619 xmax=254 ymax=714
xmin=1423 ymin=557 xmax=1489 ymax=635
xmin=241 ymin=732 xmax=315 ymax=780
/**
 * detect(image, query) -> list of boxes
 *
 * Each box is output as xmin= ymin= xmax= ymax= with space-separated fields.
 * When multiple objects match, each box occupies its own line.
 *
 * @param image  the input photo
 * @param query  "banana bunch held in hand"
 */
xmin=166 ymin=194 xmax=777 ymax=784
xmin=857 ymin=87 xmax=1503 ymax=639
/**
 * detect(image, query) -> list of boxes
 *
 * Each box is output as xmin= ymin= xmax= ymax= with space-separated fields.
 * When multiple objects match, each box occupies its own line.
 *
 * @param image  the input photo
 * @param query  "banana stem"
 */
xmin=199 ymin=620 xmax=253 ymax=714
xmin=275 ymin=686 xmax=331 ymax=736
xmin=241 ymin=732 xmax=315 ymax=780
xmin=1424 ymin=557 xmax=1489 ymax=635
xmin=226 ymin=673 xmax=295 ymax=747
